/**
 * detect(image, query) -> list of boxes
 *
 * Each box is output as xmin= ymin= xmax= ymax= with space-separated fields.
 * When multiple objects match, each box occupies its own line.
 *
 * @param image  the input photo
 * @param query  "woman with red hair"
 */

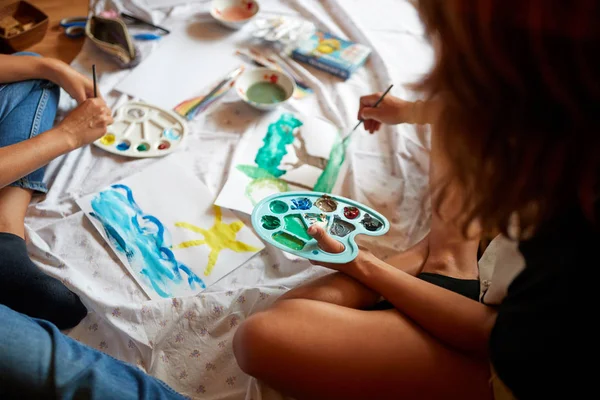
xmin=233 ymin=1 xmax=593 ymax=398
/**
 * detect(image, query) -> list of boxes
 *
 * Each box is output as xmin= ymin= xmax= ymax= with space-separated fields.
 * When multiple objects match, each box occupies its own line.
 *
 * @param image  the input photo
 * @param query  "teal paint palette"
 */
xmin=251 ymin=191 xmax=389 ymax=263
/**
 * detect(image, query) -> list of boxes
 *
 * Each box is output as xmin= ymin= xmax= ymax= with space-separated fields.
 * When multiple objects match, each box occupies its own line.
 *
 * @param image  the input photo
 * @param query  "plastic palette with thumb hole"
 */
xmin=251 ymin=191 xmax=389 ymax=263
xmin=95 ymin=101 xmax=189 ymax=158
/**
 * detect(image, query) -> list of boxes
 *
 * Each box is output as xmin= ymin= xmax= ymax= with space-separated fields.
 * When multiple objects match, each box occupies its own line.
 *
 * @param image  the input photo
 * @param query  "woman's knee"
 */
xmin=233 ymin=300 xmax=301 ymax=376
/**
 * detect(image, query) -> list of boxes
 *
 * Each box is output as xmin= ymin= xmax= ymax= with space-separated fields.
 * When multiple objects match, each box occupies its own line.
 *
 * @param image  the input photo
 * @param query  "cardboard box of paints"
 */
xmin=291 ymin=30 xmax=371 ymax=80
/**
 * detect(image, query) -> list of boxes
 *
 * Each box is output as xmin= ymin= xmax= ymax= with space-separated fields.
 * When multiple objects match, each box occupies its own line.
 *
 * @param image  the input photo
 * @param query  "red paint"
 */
xmin=221 ymin=6 xmax=253 ymax=21
xmin=158 ymin=143 xmax=168 ymax=150
xmin=243 ymin=0 xmax=254 ymax=10
xmin=344 ymin=206 xmax=360 ymax=220
xmin=269 ymin=74 xmax=279 ymax=84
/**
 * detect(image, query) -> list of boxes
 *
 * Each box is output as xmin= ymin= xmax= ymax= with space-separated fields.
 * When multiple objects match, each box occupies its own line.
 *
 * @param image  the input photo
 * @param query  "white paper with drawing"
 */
xmin=215 ymin=111 xmax=345 ymax=214
xmin=114 ymin=16 xmax=240 ymax=109
xmin=76 ymin=159 xmax=264 ymax=300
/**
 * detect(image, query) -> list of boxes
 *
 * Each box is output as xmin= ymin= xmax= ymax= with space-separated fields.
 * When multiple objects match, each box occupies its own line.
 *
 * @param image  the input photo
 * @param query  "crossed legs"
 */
xmin=233 ymin=128 xmax=489 ymax=399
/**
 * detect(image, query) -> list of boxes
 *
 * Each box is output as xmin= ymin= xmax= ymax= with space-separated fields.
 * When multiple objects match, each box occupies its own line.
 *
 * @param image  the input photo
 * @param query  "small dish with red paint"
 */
xmin=210 ymin=0 xmax=259 ymax=30
xmin=235 ymin=67 xmax=295 ymax=111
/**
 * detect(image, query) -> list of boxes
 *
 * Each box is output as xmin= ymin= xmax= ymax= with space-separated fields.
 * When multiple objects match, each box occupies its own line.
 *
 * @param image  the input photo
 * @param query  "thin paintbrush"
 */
xmin=342 ymin=84 xmax=394 ymax=145
xmin=92 ymin=64 xmax=97 ymax=98
xmin=189 ymin=66 xmax=245 ymax=114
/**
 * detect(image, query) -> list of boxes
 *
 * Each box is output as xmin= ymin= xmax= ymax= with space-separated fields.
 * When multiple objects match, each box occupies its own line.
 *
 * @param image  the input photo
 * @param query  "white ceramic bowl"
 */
xmin=210 ymin=0 xmax=260 ymax=30
xmin=235 ymin=67 xmax=296 ymax=111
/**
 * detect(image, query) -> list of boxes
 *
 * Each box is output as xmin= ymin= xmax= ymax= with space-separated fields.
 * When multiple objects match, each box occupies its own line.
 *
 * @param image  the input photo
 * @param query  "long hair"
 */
xmin=414 ymin=0 xmax=600 ymax=237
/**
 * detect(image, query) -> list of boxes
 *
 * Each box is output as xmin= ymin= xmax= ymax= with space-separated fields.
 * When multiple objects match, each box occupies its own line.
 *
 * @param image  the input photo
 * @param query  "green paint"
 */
xmin=261 ymin=215 xmax=281 ymax=230
xmin=313 ymin=134 xmax=347 ymax=192
xmin=272 ymin=231 xmax=306 ymax=251
xmin=237 ymin=165 xmax=277 ymax=180
xmin=246 ymin=178 xmax=289 ymax=205
xmin=284 ymin=215 xmax=312 ymax=241
xmin=247 ymin=82 xmax=287 ymax=104
xmin=137 ymin=143 xmax=150 ymax=152
xmin=255 ymin=114 xmax=303 ymax=178
xmin=269 ymin=200 xmax=289 ymax=214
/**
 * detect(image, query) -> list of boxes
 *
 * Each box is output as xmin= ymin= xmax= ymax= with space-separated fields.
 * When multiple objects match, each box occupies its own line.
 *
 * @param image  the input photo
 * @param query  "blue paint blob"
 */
xmin=116 ymin=140 xmax=131 ymax=151
xmin=89 ymin=184 xmax=205 ymax=298
xmin=163 ymin=128 xmax=180 ymax=140
xmin=290 ymin=197 xmax=312 ymax=210
xmin=312 ymin=250 xmax=319 ymax=255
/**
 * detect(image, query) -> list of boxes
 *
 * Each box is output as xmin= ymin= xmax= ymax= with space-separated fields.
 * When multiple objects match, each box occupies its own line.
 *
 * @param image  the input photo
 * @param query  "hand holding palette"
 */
xmin=95 ymin=101 xmax=188 ymax=158
xmin=251 ymin=192 xmax=389 ymax=263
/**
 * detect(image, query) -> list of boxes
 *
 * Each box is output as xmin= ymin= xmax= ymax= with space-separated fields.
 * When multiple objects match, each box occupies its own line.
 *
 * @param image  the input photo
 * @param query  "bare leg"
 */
xmin=234 ymin=299 xmax=491 ymax=400
xmin=0 ymin=186 xmax=32 ymax=238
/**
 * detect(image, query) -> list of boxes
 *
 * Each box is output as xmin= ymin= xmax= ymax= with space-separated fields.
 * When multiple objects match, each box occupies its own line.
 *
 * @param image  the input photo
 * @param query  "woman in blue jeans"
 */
xmin=0 ymin=53 xmax=186 ymax=398
xmin=0 ymin=52 xmax=112 ymax=328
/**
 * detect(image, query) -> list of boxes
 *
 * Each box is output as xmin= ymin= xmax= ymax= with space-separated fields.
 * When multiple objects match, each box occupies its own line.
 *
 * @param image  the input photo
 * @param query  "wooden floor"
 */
xmin=1 ymin=0 xmax=87 ymax=63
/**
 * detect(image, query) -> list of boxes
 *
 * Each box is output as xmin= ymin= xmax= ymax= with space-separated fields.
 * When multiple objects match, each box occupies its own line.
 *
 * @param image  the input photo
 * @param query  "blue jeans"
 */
xmin=0 ymin=305 xmax=187 ymax=399
xmin=0 ymin=52 xmax=59 ymax=193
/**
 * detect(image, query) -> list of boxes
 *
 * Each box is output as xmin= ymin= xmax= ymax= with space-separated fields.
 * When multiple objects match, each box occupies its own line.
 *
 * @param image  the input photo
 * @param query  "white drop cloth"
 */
xmin=24 ymin=0 xmax=435 ymax=398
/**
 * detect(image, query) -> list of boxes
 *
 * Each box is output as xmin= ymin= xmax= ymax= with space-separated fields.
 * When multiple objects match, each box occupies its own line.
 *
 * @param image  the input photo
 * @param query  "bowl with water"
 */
xmin=210 ymin=0 xmax=260 ymax=30
xmin=235 ymin=67 xmax=296 ymax=111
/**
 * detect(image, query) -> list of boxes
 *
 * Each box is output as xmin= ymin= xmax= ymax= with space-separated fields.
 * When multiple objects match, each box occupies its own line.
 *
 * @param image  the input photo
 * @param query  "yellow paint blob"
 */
xmin=172 ymin=206 xmax=260 ymax=276
xmin=100 ymin=134 xmax=116 ymax=145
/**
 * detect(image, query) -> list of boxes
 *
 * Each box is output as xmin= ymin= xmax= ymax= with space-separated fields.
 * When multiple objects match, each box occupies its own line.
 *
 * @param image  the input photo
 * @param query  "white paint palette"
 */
xmin=95 ymin=102 xmax=189 ymax=158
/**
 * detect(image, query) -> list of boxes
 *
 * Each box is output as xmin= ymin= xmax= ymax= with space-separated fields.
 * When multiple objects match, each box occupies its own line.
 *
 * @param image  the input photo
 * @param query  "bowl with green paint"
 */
xmin=235 ymin=67 xmax=295 ymax=111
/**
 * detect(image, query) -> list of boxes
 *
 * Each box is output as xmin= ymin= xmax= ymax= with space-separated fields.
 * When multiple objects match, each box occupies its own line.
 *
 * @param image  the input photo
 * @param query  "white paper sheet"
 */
xmin=114 ymin=16 xmax=243 ymax=109
xmin=142 ymin=0 xmax=190 ymax=10
xmin=76 ymin=158 xmax=264 ymax=300
xmin=214 ymin=110 xmax=343 ymax=214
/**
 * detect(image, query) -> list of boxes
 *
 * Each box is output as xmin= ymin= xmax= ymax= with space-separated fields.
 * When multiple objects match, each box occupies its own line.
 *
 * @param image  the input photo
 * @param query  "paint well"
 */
xmin=116 ymin=140 xmax=131 ymax=151
xmin=158 ymin=140 xmax=171 ymax=150
xmin=343 ymin=206 xmax=360 ymax=220
xmin=127 ymin=108 xmax=145 ymax=119
xmin=261 ymin=215 xmax=280 ymax=230
xmin=269 ymin=200 xmax=289 ymax=214
xmin=220 ymin=5 xmax=254 ymax=21
xmin=100 ymin=134 xmax=116 ymax=146
xmin=361 ymin=213 xmax=383 ymax=231
xmin=246 ymin=82 xmax=287 ymax=104
xmin=315 ymin=195 xmax=338 ymax=212
xmin=283 ymin=215 xmax=312 ymax=241
xmin=137 ymin=143 xmax=150 ymax=152
xmin=272 ymin=231 xmax=305 ymax=251
xmin=163 ymin=128 xmax=180 ymax=140
xmin=304 ymin=213 xmax=328 ymax=228
xmin=330 ymin=216 xmax=356 ymax=238
xmin=291 ymin=198 xmax=312 ymax=210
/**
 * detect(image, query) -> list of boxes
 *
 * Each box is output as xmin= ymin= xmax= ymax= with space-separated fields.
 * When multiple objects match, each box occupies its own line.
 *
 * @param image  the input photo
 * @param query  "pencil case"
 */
xmin=85 ymin=15 xmax=140 ymax=68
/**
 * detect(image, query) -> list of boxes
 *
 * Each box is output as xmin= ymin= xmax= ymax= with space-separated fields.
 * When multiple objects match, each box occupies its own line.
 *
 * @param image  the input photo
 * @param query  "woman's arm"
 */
xmin=0 ymin=54 xmax=95 ymax=103
xmin=310 ymin=227 xmax=496 ymax=358
xmin=0 ymin=54 xmax=53 ymax=84
xmin=0 ymin=99 xmax=113 ymax=189
xmin=358 ymin=93 xmax=443 ymax=133
xmin=350 ymin=254 xmax=495 ymax=356
xmin=0 ymin=128 xmax=74 ymax=189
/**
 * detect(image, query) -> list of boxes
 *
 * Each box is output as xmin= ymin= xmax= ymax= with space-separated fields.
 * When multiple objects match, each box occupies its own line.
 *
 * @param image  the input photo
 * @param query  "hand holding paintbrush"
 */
xmin=342 ymin=84 xmax=394 ymax=145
